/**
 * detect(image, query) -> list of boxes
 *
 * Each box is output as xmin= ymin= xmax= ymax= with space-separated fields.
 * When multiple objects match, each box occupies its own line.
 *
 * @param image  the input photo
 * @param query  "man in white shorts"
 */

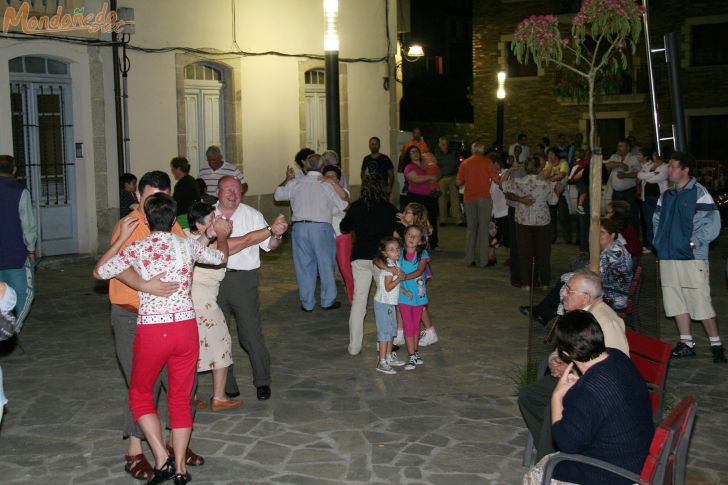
xmin=653 ymin=151 xmax=726 ymax=363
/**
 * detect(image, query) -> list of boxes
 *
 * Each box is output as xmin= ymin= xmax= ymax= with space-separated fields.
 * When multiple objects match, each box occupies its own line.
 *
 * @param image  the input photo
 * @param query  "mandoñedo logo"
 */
xmin=3 ymin=2 xmax=130 ymax=34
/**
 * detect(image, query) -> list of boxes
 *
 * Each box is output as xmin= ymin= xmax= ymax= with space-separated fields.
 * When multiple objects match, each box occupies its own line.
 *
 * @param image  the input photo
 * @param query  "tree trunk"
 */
xmin=588 ymin=74 xmax=602 ymax=271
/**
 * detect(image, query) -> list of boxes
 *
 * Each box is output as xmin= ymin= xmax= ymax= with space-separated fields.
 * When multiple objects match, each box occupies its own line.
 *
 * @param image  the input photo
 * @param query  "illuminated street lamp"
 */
xmin=406 ymin=44 xmax=424 ymax=59
xmin=324 ymin=0 xmax=340 ymax=155
xmin=496 ymin=71 xmax=506 ymax=149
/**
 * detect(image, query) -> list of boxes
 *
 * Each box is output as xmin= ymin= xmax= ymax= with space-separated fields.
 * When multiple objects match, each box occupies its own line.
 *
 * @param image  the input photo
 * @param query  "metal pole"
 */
xmin=121 ymin=38 xmax=131 ymax=172
xmin=111 ymin=0 xmax=125 ymax=191
xmin=642 ymin=0 xmax=662 ymax=156
xmin=496 ymin=99 xmax=505 ymax=149
xmin=665 ymin=32 xmax=687 ymax=152
xmin=325 ymin=51 xmax=341 ymax=156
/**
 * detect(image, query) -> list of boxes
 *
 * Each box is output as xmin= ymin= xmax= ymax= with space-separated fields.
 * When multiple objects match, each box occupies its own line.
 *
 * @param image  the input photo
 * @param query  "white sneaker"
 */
xmin=642 ymin=247 xmax=652 ymax=254
xmin=393 ymin=329 xmax=405 ymax=346
xmin=387 ymin=352 xmax=405 ymax=367
xmin=404 ymin=354 xmax=417 ymax=371
xmin=419 ymin=328 xmax=439 ymax=347
xmin=376 ymin=360 xmax=397 ymax=375
xmin=414 ymin=352 xmax=424 ymax=365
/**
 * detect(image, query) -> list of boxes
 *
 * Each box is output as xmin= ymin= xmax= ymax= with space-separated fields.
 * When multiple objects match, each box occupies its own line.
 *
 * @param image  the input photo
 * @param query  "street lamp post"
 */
xmin=323 ymin=0 xmax=340 ymax=156
xmin=496 ymin=71 xmax=506 ymax=149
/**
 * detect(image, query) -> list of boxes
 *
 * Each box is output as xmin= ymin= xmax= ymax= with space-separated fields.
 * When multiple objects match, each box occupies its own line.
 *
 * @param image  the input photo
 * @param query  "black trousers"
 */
xmin=518 ymin=373 xmax=558 ymax=461
xmin=219 ymin=269 xmax=271 ymax=393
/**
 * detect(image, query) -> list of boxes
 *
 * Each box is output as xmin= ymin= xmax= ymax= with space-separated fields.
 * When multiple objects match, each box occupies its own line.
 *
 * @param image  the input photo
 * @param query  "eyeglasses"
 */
xmin=560 ymin=283 xmax=590 ymax=296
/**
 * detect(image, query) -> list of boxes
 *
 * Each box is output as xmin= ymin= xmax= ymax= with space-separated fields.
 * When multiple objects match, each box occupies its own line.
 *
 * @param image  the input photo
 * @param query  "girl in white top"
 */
xmin=373 ymin=237 xmax=411 ymax=374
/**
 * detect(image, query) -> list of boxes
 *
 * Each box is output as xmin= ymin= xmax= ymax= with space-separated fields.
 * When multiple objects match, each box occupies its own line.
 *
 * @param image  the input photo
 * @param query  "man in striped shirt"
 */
xmin=198 ymin=145 xmax=248 ymax=198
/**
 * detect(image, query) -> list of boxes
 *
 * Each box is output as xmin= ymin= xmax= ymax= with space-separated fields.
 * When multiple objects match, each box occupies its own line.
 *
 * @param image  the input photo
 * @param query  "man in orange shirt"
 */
xmin=456 ymin=142 xmax=500 ymax=267
xmin=107 ymin=171 xmax=206 ymax=480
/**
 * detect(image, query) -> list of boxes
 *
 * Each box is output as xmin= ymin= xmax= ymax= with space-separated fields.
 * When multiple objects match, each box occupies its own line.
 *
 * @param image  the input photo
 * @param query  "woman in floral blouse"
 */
xmin=598 ymin=217 xmax=633 ymax=310
xmin=94 ymin=193 xmax=229 ymax=485
xmin=502 ymin=156 xmax=563 ymax=288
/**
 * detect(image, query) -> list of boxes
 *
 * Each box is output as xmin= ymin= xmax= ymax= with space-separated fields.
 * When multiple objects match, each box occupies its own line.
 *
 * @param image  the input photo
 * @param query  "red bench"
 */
xmin=626 ymin=328 xmax=672 ymax=422
xmin=539 ymin=395 xmax=697 ymax=484
xmin=617 ymin=264 xmax=643 ymax=330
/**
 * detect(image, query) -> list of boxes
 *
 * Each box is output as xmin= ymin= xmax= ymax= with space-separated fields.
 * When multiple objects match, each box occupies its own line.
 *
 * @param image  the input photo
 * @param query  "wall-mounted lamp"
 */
xmin=390 ymin=42 xmax=425 ymax=89
xmin=404 ymin=44 xmax=425 ymax=63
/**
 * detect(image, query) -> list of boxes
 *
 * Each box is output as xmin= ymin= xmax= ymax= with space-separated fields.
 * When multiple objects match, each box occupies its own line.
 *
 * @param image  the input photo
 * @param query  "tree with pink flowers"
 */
xmin=512 ymin=0 xmax=644 ymax=268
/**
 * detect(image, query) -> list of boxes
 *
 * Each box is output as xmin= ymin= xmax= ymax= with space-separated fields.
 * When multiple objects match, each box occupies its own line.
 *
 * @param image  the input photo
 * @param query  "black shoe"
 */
xmin=225 ymin=390 xmax=241 ymax=398
xmin=147 ymin=457 xmax=175 ymax=485
xmin=711 ymin=345 xmax=727 ymax=363
xmin=173 ymin=472 xmax=191 ymax=485
xmin=392 ymin=344 xmax=400 ymax=352
xmin=457 ymin=222 xmax=467 ymax=227
xmin=321 ymin=301 xmax=341 ymax=310
xmin=300 ymin=305 xmax=313 ymax=312
xmin=670 ymin=342 xmax=696 ymax=359
xmin=257 ymin=385 xmax=271 ymax=401
xmin=440 ymin=222 xmax=449 ymax=227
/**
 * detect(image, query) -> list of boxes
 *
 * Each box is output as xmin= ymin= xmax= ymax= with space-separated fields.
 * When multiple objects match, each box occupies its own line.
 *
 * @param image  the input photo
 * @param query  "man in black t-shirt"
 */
xmin=361 ymin=136 xmax=394 ymax=195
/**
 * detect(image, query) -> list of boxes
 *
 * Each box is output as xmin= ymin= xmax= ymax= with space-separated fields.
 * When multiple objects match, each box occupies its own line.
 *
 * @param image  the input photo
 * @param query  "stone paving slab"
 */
xmin=0 ymin=227 xmax=727 ymax=484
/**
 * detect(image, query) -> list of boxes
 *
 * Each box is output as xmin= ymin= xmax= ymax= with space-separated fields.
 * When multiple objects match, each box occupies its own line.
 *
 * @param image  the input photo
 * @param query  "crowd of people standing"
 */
xmin=2 ymin=120 xmax=725 ymax=483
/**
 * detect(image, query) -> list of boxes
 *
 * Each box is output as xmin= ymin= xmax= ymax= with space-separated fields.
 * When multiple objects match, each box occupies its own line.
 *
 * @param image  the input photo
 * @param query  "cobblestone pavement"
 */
xmin=1 ymin=227 xmax=726 ymax=484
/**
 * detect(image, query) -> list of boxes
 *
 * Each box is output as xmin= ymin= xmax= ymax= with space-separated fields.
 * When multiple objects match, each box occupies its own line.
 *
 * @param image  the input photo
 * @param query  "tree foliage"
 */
xmin=512 ymin=0 xmax=644 ymax=82
xmin=511 ymin=0 xmax=645 ymax=269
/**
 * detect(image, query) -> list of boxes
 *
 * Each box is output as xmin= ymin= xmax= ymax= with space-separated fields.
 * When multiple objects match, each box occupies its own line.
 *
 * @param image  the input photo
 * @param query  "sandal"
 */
xmin=124 ymin=452 xmax=154 ymax=480
xmin=166 ymin=445 xmax=205 ymax=466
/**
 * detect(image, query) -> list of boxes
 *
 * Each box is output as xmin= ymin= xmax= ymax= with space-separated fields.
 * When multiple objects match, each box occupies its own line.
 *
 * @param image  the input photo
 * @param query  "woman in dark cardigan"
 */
xmin=340 ymin=175 xmax=399 ymax=356
xmin=524 ymin=310 xmax=654 ymax=485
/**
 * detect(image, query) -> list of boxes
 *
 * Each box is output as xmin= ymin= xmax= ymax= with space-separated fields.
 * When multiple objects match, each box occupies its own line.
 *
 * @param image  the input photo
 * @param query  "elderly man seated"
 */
xmin=518 ymin=269 xmax=629 ymax=462
xmin=520 ymin=217 xmax=633 ymax=326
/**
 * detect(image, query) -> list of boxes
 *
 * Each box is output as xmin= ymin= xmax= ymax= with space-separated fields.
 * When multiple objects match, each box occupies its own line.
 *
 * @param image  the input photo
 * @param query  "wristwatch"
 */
xmin=267 ymin=226 xmax=283 ymax=240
